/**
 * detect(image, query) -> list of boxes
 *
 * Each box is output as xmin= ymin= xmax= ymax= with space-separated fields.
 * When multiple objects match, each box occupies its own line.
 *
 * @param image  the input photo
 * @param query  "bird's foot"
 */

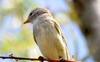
xmin=38 ymin=56 xmax=44 ymax=62
xmin=60 ymin=58 xmax=65 ymax=62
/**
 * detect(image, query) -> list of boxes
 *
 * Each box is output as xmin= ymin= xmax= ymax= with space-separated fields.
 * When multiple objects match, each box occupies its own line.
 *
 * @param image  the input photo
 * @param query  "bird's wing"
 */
xmin=33 ymin=33 xmax=38 ymax=45
xmin=53 ymin=20 xmax=70 ymax=60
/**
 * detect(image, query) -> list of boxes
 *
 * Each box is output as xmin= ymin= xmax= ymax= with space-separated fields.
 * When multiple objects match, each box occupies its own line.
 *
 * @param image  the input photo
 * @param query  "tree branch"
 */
xmin=0 ymin=56 xmax=80 ymax=62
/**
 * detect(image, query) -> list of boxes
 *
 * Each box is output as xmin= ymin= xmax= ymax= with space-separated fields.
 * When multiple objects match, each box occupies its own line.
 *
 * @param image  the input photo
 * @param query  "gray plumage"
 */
xmin=24 ymin=7 xmax=70 ymax=61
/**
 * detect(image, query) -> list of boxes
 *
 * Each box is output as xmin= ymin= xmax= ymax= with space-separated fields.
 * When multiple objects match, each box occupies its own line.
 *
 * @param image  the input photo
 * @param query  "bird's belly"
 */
xmin=39 ymin=41 xmax=59 ymax=59
xmin=33 ymin=24 xmax=66 ymax=59
xmin=36 ymin=34 xmax=59 ymax=59
xmin=35 ymin=32 xmax=66 ymax=59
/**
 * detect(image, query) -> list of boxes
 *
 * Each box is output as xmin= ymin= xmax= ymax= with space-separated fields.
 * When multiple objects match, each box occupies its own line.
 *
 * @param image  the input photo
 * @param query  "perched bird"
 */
xmin=24 ymin=7 xmax=70 ymax=61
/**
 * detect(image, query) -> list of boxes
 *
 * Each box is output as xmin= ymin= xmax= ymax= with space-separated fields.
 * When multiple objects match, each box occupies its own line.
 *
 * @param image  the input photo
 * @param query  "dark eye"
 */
xmin=29 ymin=12 xmax=32 ymax=16
xmin=42 ymin=11 xmax=46 ymax=13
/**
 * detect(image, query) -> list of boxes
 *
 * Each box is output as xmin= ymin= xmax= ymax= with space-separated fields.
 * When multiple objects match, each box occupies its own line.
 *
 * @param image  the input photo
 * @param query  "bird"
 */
xmin=24 ymin=7 xmax=70 ymax=61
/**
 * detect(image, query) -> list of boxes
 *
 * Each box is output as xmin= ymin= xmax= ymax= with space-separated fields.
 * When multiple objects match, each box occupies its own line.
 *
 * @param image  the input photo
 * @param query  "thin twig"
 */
xmin=0 ymin=56 xmax=81 ymax=62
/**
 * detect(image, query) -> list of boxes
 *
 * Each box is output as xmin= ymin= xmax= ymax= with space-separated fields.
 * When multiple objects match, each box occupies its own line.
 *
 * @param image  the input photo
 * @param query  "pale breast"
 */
xmin=33 ymin=17 xmax=66 ymax=59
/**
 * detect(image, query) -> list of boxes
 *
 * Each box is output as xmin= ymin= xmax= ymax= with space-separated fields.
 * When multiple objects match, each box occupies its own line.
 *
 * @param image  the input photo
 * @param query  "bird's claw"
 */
xmin=38 ymin=56 xmax=44 ymax=62
xmin=60 ymin=58 xmax=65 ymax=62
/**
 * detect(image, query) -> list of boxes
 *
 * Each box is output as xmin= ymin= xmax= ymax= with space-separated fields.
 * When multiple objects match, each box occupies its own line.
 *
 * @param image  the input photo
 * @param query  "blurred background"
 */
xmin=0 ymin=0 xmax=100 ymax=62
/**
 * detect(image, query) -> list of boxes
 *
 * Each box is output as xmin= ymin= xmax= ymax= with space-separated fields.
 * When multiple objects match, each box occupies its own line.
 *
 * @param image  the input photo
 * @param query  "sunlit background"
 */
xmin=0 ymin=0 xmax=99 ymax=62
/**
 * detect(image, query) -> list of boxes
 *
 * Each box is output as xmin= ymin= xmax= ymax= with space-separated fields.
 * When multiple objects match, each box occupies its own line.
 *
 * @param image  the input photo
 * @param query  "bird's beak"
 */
xmin=23 ymin=19 xmax=30 ymax=24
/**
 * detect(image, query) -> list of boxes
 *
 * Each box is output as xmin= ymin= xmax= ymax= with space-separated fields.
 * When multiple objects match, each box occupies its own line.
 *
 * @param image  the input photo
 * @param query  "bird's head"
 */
xmin=24 ymin=7 xmax=50 ymax=24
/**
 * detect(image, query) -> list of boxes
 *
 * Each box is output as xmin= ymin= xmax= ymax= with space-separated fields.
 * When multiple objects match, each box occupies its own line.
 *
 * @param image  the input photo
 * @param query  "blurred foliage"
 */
xmin=0 ymin=0 xmax=40 ymax=62
xmin=0 ymin=0 xmax=38 ymax=27
xmin=65 ymin=0 xmax=82 ymax=29
xmin=0 ymin=0 xmax=88 ymax=62
xmin=0 ymin=29 xmax=33 ymax=54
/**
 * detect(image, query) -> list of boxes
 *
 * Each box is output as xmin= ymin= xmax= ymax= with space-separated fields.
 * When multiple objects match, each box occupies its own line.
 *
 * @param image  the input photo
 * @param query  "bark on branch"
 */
xmin=0 ymin=56 xmax=80 ymax=62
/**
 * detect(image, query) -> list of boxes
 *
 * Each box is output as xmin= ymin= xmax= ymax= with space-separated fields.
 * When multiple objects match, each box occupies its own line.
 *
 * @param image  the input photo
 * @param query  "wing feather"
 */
xmin=33 ymin=33 xmax=38 ymax=44
xmin=53 ymin=20 xmax=70 ymax=60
